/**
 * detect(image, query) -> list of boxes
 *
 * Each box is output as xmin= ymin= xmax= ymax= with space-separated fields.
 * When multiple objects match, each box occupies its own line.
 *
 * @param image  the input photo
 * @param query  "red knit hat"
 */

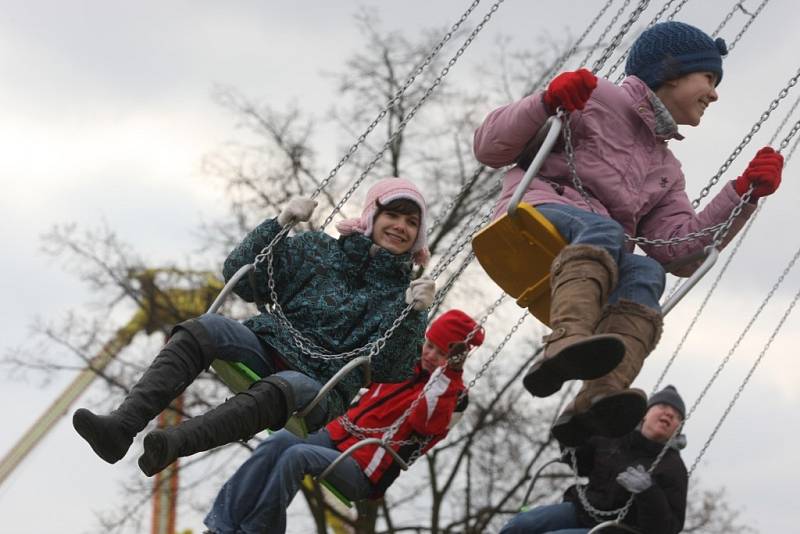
xmin=426 ymin=309 xmax=485 ymax=353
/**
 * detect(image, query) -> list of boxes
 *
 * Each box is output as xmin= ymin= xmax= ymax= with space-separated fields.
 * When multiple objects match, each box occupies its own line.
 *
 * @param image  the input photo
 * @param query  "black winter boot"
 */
xmin=72 ymin=324 xmax=214 ymax=464
xmin=138 ymin=375 xmax=294 ymax=477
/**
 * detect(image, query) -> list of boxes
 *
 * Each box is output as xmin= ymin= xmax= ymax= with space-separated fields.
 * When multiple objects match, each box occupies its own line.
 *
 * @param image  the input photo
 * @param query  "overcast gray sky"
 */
xmin=1 ymin=1 xmax=798 ymax=533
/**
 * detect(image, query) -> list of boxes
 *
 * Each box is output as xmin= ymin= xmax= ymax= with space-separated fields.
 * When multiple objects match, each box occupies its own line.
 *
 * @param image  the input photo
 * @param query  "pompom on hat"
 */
xmin=335 ymin=177 xmax=430 ymax=265
xmin=426 ymin=309 xmax=485 ymax=354
xmin=626 ymin=21 xmax=728 ymax=91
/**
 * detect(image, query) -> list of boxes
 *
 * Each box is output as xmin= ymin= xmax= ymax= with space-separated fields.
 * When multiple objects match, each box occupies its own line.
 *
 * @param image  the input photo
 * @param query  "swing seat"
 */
xmin=210 ymin=359 xmax=310 ymax=437
xmin=210 ymin=359 xmax=353 ymax=507
xmin=472 ymin=202 xmax=566 ymax=326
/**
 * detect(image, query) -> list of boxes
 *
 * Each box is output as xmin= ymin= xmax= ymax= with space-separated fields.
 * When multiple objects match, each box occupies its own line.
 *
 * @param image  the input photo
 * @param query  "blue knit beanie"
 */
xmin=625 ymin=21 xmax=728 ymax=90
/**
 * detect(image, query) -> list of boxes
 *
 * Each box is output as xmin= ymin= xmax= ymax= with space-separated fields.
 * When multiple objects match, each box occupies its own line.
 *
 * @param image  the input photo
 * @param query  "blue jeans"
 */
xmin=193 ymin=313 xmax=330 ymax=432
xmin=536 ymin=204 xmax=666 ymax=311
xmin=500 ymin=502 xmax=589 ymax=534
xmin=204 ymin=429 xmax=371 ymax=534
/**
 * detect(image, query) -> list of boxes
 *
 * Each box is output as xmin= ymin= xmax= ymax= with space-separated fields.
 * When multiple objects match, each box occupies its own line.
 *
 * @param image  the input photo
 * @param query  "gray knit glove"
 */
xmin=277 ymin=197 xmax=317 ymax=227
xmin=616 ymin=465 xmax=653 ymax=494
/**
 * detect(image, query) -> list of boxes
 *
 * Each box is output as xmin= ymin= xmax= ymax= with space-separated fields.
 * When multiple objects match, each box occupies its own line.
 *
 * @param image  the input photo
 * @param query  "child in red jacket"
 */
xmin=203 ymin=309 xmax=484 ymax=534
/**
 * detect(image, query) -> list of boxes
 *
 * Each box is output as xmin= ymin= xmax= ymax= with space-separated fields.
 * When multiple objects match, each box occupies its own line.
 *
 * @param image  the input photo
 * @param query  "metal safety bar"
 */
xmin=316 ymin=438 xmax=409 ymax=483
xmin=508 ymin=115 xmax=563 ymax=217
xmin=661 ymin=247 xmax=719 ymax=316
xmin=296 ymin=355 xmax=372 ymax=418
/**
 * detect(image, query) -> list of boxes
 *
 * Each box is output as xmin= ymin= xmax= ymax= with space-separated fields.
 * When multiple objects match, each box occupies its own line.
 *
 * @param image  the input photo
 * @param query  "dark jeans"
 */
xmin=537 ymin=203 xmax=666 ymax=311
xmin=500 ymin=502 xmax=589 ymax=534
xmin=204 ymin=429 xmax=371 ymax=534
xmin=195 ymin=313 xmax=330 ymax=431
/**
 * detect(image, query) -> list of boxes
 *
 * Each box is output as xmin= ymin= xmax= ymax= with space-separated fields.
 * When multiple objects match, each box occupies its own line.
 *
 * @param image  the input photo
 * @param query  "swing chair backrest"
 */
xmin=472 ymin=117 xmax=567 ymax=326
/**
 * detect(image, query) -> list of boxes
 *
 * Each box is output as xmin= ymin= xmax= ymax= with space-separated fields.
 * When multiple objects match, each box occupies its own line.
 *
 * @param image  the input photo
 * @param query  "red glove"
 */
xmin=734 ymin=146 xmax=784 ymax=199
xmin=542 ymin=68 xmax=598 ymax=113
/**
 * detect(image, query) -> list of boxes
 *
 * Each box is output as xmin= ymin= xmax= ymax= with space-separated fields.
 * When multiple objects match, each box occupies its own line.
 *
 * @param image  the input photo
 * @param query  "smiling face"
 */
xmin=641 ymin=403 xmax=683 ymax=443
xmin=371 ymin=202 xmax=420 ymax=255
xmin=655 ymin=71 xmax=719 ymax=126
xmin=420 ymin=339 xmax=449 ymax=373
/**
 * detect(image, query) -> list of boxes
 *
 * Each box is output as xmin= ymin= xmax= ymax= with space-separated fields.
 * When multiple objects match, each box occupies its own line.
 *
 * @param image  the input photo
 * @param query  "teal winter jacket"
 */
xmin=223 ymin=218 xmax=426 ymax=417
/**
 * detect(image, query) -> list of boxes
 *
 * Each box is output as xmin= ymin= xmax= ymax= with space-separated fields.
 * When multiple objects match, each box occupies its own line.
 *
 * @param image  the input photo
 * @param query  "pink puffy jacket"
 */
xmin=473 ymin=75 xmax=754 ymax=274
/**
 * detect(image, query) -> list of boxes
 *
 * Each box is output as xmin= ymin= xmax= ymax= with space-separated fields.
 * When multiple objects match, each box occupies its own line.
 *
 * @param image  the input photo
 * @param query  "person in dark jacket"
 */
xmin=72 ymin=177 xmax=435 ymax=477
xmin=203 ymin=309 xmax=484 ymax=534
xmin=500 ymin=385 xmax=688 ymax=534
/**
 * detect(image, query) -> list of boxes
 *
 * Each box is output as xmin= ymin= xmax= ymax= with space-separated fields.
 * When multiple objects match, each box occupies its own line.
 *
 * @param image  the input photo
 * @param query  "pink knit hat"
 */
xmin=335 ymin=177 xmax=430 ymax=266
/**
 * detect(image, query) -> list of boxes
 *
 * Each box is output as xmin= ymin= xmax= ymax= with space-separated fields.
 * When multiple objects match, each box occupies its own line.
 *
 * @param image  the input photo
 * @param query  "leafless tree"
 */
xmin=3 ymin=9 xmax=757 ymax=534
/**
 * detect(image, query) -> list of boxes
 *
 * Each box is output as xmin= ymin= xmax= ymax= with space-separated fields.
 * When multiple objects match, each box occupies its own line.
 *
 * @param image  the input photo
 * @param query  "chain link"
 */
xmin=576 ymin=0 xmax=632 ymax=75
xmin=725 ymin=0 xmax=770 ymax=53
xmin=712 ymin=1 xmax=745 ymax=37
xmin=541 ymin=0 xmax=617 ymax=88
xmin=335 ymin=292 xmax=511 ymax=462
xmin=692 ymin=64 xmax=800 ymax=208
xmin=562 ymin=111 xmax=746 ymax=249
xmin=689 ymin=282 xmax=800 ymax=476
xmin=778 ymin=117 xmax=800 ymax=152
xmin=305 ymin=0 xmax=484 ymax=214
xmin=466 ymin=310 xmax=528 ymax=391
xmin=319 ymin=0 xmax=506 ymax=231
xmin=595 ymin=0 xmax=652 ymax=77
xmin=608 ymin=0 xmax=691 ymax=83
xmin=652 ymin=201 xmax=762 ymax=392
xmin=237 ymin=1 xmax=509 ymax=359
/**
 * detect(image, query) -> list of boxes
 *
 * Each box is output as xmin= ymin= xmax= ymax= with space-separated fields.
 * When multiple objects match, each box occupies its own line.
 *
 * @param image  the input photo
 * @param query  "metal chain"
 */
xmin=576 ymin=0 xmax=633 ymax=75
xmin=689 ymin=283 xmax=800 ymax=476
xmin=712 ymin=1 xmax=746 ymax=37
xmin=692 ymin=64 xmax=800 ymax=208
xmin=305 ymin=0 xmax=484 ymax=211
xmin=561 ymin=111 xmax=599 ymax=214
xmin=595 ymin=0 xmax=652 ymax=78
xmin=319 ymin=0 xmax=506 ymax=231
xmin=425 ymin=165 xmax=485 ymax=235
xmin=652 ymin=201 xmax=762 ymax=392
xmin=562 ymin=111 xmax=745 ymax=248
xmin=788 ymin=129 xmax=800 ymax=162
xmin=778 ymin=118 xmax=800 ymax=152
xmin=725 ymin=0 xmax=770 ymax=53
xmin=655 ymin=106 xmax=800 ymax=388
xmin=683 ymin=244 xmax=800 ymax=426
xmin=572 ymin=416 xmax=683 ymax=523
xmin=431 ymin=210 xmax=493 ymax=281
xmin=336 ymin=294 xmax=508 ymax=451
xmin=465 ymin=310 xmax=528 ymax=391
xmin=542 ymin=0 xmax=618 ymax=86
xmin=608 ymin=0 xmax=692 ymax=83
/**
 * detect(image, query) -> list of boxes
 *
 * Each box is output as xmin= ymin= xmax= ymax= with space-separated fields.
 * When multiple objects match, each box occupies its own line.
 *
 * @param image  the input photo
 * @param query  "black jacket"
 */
xmin=563 ymin=431 xmax=688 ymax=534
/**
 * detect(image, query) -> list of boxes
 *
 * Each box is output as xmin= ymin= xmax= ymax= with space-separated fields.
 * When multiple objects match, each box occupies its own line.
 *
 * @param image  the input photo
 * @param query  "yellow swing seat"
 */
xmin=472 ymin=202 xmax=566 ymax=326
xmin=210 ymin=359 xmax=354 ymax=508
xmin=472 ymin=115 xmax=568 ymax=326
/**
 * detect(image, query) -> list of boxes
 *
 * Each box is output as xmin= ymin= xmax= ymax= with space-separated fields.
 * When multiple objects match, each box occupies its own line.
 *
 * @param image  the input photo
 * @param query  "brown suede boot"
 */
xmin=523 ymin=245 xmax=626 ymax=398
xmin=551 ymin=299 xmax=663 ymax=446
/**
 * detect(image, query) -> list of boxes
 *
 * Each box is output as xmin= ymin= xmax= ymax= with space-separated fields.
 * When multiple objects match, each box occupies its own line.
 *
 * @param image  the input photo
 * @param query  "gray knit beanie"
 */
xmin=647 ymin=385 xmax=686 ymax=419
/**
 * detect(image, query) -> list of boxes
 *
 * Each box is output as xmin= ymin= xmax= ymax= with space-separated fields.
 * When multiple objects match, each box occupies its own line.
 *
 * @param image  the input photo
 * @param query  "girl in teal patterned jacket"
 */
xmin=73 ymin=177 xmax=434 ymax=477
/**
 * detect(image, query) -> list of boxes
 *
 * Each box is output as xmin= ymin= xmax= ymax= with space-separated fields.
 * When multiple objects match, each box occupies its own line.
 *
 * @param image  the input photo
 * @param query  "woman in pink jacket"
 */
xmin=473 ymin=21 xmax=783 ymax=446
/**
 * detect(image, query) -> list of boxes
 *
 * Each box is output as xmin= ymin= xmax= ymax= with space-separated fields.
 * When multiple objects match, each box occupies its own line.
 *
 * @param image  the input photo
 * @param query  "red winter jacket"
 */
xmin=325 ymin=363 xmax=467 ymax=497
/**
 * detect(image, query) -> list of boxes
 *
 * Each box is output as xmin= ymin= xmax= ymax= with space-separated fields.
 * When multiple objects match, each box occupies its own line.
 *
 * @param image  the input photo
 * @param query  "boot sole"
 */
xmin=523 ymin=336 xmax=625 ymax=398
xmin=589 ymin=391 xmax=647 ymax=438
xmin=551 ymin=391 xmax=647 ymax=447
xmin=72 ymin=409 xmax=129 ymax=464
xmin=139 ymin=431 xmax=170 ymax=477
